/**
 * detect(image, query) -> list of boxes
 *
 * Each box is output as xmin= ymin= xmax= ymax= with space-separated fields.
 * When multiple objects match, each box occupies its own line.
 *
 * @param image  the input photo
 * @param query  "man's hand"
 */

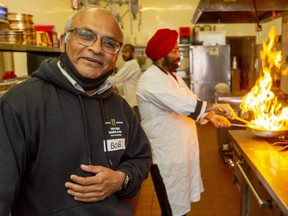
xmin=215 ymin=103 xmax=237 ymax=120
xmin=65 ymin=164 xmax=125 ymax=202
xmin=206 ymin=111 xmax=231 ymax=128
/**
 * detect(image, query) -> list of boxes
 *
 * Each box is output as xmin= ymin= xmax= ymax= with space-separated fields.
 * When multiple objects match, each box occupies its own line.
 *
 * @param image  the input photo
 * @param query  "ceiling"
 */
xmin=192 ymin=0 xmax=288 ymax=24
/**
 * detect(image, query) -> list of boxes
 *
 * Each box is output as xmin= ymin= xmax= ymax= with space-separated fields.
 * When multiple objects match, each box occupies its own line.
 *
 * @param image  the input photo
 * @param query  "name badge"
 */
xmin=104 ymin=138 xmax=126 ymax=152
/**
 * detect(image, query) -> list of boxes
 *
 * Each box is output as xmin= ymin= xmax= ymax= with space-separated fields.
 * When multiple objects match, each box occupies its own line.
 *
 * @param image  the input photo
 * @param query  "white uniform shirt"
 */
xmin=136 ymin=64 xmax=206 ymax=216
xmin=109 ymin=59 xmax=142 ymax=107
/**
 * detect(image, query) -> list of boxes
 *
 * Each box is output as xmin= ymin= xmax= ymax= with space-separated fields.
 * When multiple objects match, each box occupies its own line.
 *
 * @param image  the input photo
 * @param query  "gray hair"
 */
xmin=63 ymin=6 xmax=123 ymax=44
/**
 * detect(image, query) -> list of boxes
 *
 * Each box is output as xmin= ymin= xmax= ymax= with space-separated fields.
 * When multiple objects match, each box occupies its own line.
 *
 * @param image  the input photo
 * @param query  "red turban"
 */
xmin=145 ymin=28 xmax=178 ymax=60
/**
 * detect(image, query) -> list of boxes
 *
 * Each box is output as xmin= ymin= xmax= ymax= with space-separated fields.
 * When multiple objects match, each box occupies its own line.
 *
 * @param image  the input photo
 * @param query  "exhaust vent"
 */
xmin=192 ymin=0 xmax=288 ymax=24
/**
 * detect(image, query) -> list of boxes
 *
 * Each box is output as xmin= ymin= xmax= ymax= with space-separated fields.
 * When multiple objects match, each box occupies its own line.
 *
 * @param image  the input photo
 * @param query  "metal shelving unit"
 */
xmin=0 ymin=43 xmax=60 ymax=75
xmin=0 ymin=18 xmax=8 ymax=24
xmin=0 ymin=43 xmax=59 ymax=53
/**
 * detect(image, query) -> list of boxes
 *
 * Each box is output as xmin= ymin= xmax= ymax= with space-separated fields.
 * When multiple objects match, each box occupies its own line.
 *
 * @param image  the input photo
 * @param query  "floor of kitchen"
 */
xmin=126 ymin=123 xmax=241 ymax=216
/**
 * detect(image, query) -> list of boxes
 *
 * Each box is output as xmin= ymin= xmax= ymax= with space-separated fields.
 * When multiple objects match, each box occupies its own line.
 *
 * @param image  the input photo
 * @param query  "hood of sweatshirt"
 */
xmin=31 ymin=58 xmax=113 ymax=99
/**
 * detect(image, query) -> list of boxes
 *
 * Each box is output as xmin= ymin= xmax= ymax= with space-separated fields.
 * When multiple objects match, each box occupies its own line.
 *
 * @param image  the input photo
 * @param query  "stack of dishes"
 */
xmin=0 ymin=30 xmax=23 ymax=44
xmin=6 ymin=13 xmax=35 ymax=45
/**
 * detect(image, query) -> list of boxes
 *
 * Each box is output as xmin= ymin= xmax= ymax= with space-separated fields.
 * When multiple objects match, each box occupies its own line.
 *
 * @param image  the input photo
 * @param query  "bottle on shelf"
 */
xmin=232 ymin=56 xmax=237 ymax=69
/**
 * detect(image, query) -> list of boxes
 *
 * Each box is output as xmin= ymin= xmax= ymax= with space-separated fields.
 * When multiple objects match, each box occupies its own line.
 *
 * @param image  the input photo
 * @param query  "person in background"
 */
xmin=136 ymin=28 xmax=236 ymax=216
xmin=0 ymin=7 xmax=151 ymax=216
xmin=109 ymin=44 xmax=142 ymax=110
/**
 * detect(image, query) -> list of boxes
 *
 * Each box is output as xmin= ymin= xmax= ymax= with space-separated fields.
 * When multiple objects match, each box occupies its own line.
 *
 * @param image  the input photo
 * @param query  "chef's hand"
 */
xmin=65 ymin=164 xmax=125 ymax=202
xmin=215 ymin=103 xmax=237 ymax=120
xmin=206 ymin=111 xmax=231 ymax=128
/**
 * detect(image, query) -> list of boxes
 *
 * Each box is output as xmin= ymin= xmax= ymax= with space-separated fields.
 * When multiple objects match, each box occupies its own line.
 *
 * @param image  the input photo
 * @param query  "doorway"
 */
xmin=226 ymin=36 xmax=256 ymax=90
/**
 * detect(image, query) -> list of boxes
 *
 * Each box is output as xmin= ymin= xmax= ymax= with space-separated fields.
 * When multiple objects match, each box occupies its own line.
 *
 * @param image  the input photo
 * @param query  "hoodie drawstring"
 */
xmin=77 ymin=94 xmax=113 ymax=168
xmin=78 ymin=95 xmax=92 ymax=165
xmin=100 ymin=99 xmax=113 ymax=168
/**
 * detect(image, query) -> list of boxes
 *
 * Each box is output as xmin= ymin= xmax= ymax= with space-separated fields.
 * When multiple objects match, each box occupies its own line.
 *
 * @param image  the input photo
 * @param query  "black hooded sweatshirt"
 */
xmin=0 ymin=58 xmax=152 ymax=216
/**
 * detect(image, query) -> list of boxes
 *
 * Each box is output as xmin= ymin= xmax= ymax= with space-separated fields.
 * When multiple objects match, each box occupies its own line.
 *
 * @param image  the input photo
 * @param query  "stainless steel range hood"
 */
xmin=192 ymin=0 xmax=288 ymax=24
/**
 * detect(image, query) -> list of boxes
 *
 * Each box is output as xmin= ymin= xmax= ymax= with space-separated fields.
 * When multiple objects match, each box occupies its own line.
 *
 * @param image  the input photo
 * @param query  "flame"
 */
xmin=240 ymin=26 xmax=288 ymax=131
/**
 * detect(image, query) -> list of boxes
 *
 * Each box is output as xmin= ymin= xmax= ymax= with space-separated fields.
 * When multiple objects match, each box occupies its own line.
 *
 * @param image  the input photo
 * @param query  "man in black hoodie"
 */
xmin=0 ymin=7 xmax=152 ymax=216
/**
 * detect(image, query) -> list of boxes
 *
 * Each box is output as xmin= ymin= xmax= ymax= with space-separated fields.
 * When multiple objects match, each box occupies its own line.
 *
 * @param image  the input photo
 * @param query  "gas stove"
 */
xmin=265 ymin=135 xmax=288 ymax=152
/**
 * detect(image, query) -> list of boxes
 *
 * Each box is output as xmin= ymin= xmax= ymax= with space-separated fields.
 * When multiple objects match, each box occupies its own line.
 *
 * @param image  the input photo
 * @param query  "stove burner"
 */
xmin=266 ymin=135 xmax=288 ymax=152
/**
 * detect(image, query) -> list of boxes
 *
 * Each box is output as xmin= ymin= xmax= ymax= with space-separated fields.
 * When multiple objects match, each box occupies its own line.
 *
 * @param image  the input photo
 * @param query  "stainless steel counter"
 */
xmin=229 ymin=130 xmax=288 ymax=215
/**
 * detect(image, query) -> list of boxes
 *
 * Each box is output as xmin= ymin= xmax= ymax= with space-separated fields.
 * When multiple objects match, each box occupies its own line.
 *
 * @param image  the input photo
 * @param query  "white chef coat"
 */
xmin=109 ymin=59 xmax=142 ymax=107
xmin=136 ymin=64 xmax=207 ymax=216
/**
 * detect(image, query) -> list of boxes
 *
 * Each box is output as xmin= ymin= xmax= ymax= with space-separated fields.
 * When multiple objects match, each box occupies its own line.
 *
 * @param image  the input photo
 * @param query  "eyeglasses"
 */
xmin=67 ymin=28 xmax=122 ymax=54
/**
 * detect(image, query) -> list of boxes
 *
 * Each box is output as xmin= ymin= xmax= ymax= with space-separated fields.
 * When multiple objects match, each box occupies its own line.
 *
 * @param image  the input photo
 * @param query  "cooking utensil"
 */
xmin=230 ymin=117 xmax=288 ymax=138
xmin=230 ymin=123 xmax=247 ymax=128
xmin=9 ymin=21 xmax=34 ymax=31
xmin=234 ymin=116 xmax=250 ymax=124
xmin=7 ymin=13 xmax=33 ymax=22
xmin=246 ymin=127 xmax=288 ymax=138
xmin=0 ymin=30 xmax=23 ymax=44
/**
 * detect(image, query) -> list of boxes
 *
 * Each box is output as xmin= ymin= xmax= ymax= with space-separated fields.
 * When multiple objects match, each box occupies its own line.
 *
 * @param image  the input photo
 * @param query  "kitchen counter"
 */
xmin=229 ymin=130 xmax=288 ymax=215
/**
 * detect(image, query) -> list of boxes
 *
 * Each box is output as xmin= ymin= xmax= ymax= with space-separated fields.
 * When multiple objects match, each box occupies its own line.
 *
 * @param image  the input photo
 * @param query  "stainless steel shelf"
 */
xmin=0 ymin=43 xmax=60 ymax=75
xmin=0 ymin=43 xmax=60 ymax=53
xmin=0 ymin=18 xmax=8 ymax=24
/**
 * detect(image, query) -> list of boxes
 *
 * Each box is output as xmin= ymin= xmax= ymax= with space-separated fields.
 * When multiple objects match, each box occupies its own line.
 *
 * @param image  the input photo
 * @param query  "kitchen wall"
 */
xmin=0 ymin=0 xmax=283 ymax=76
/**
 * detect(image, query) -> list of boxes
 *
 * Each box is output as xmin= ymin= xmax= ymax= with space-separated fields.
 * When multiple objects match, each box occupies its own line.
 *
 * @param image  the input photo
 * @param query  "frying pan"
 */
xmin=231 ymin=116 xmax=288 ymax=138
xmin=246 ymin=126 xmax=288 ymax=138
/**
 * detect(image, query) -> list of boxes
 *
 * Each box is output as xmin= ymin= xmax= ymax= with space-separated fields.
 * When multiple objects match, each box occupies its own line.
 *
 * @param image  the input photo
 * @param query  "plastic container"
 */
xmin=179 ymin=27 xmax=190 ymax=44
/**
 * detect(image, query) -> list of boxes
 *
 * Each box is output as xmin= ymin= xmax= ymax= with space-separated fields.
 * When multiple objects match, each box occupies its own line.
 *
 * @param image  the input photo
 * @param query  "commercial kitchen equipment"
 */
xmin=189 ymin=45 xmax=231 ymax=102
xmin=192 ymin=0 xmax=288 ymax=24
xmin=228 ymin=130 xmax=288 ymax=216
xmin=178 ymin=44 xmax=190 ymax=87
xmin=215 ymin=94 xmax=250 ymax=162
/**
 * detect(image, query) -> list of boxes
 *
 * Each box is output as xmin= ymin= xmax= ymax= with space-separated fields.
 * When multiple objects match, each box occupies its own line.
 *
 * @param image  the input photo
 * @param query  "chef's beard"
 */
xmin=162 ymin=55 xmax=180 ymax=72
xmin=59 ymin=53 xmax=114 ymax=91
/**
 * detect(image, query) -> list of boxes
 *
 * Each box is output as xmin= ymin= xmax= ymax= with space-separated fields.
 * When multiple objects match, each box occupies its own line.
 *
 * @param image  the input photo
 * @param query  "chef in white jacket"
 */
xmin=136 ymin=28 xmax=236 ymax=216
xmin=109 ymin=44 xmax=142 ymax=108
